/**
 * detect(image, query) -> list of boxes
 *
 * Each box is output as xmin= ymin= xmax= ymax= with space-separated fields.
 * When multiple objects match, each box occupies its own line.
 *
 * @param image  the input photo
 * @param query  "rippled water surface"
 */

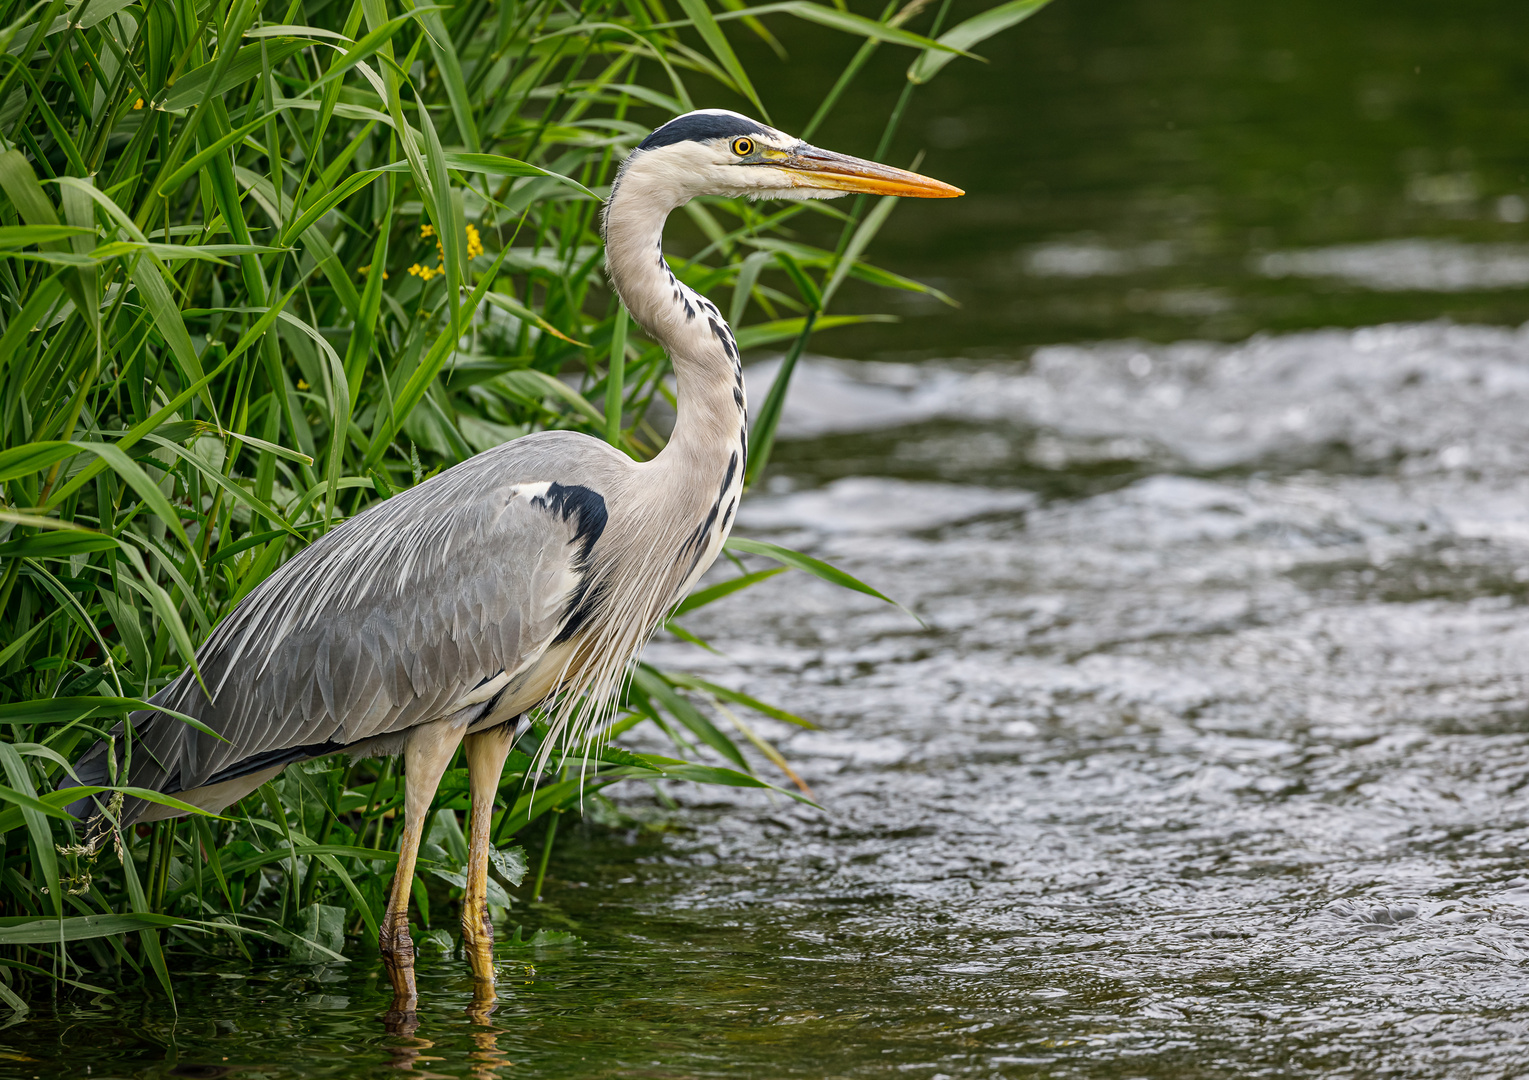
xmin=14 ymin=0 xmax=1529 ymax=1076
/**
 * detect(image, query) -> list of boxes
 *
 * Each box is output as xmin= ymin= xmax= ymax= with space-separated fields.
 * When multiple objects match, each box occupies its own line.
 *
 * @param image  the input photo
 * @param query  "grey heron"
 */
xmin=69 ymin=109 xmax=961 ymax=1018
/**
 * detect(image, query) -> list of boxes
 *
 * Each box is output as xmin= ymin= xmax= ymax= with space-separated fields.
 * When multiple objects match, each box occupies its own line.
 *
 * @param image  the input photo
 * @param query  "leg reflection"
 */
xmin=468 ymin=1019 xmax=512 ymax=1079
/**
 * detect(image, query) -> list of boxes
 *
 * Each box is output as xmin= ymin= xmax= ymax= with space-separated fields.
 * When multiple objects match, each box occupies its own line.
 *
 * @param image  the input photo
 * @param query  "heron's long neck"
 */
xmin=603 ymin=189 xmax=747 ymax=474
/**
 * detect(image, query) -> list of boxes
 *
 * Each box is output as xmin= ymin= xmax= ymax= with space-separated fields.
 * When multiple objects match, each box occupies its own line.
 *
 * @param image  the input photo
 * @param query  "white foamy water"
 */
xmin=1256 ymin=239 xmax=1529 ymax=292
xmin=635 ymin=322 xmax=1529 ymax=1078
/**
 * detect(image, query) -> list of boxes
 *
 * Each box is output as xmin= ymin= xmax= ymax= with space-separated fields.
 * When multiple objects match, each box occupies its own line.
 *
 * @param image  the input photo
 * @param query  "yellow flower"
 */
xmin=296 ymin=379 xmax=310 ymax=390
xmin=419 ymin=224 xmax=435 ymax=238
xmin=134 ymin=98 xmax=144 ymax=109
xmin=465 ymin=223 xmax=483 ymax=259
xmin=359 ymin=264 xmax=388 ymax=279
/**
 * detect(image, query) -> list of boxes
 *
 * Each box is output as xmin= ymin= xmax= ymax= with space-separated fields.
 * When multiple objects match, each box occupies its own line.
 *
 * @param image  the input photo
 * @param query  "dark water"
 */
xmin=14 ymin=1 xmax=1529 ymax=1076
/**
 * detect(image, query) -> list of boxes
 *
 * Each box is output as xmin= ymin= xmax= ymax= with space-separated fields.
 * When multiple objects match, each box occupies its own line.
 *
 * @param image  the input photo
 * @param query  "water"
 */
xmin=13 ymin=1 xmax=1529 ymax=1076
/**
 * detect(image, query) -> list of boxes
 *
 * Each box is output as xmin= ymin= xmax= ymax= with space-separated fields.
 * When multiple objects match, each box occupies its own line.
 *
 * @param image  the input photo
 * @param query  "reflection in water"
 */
xmin=467 ymin=1025 xmax=512 ymax=1080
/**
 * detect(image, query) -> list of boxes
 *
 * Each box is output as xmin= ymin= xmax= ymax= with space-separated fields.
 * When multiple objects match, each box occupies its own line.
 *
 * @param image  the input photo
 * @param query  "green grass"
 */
xmin=0 ymin=0 xmax=1050 ymax=1009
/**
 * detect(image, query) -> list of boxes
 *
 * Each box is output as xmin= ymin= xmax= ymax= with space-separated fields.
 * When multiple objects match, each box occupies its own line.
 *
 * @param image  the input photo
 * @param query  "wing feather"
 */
xmin=101 ymin=435 xmax=619 ymax=801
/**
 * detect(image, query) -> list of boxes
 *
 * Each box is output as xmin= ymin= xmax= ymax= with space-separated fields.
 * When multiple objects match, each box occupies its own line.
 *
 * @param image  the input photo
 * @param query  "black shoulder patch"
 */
xmin=639 ymin=112 xmax=771 ymax=151
xmin=530 ymin=482 xmax=609 ymax=567
xmin=532 ymin=483 xmax=610 ymax=646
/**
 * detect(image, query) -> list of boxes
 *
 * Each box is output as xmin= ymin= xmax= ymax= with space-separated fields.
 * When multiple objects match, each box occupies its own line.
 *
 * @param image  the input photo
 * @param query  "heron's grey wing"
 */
xmin=117 ymin=438 xmax=614 ymax=796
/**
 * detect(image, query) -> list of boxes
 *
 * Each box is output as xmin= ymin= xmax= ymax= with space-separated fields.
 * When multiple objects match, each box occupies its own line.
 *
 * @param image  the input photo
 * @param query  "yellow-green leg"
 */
xmin=380 ymin=718 xmax=465 ymax=1024
xmin=461 ymin=723 xmax=518 ymax=1007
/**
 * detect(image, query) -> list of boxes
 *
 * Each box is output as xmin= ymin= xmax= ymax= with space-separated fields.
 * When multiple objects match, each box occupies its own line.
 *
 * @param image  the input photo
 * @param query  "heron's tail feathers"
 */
xmin=61 ymin=703 xmax=194 ymax=848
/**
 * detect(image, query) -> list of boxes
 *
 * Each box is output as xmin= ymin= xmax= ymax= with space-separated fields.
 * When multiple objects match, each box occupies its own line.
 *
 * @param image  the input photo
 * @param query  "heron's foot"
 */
xmin=461 ymin=897 xmax=496 ymax=983
xmin=379 ymin=911 xmax=418 ymax=1022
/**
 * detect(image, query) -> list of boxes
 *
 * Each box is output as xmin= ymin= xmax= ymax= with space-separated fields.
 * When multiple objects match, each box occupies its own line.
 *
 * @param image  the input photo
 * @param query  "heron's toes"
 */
xmin=379 ymin=912 xmax=418 ymax=1006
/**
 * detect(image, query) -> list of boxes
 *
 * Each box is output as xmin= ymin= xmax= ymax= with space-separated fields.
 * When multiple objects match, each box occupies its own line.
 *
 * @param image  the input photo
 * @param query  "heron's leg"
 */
xmin=380 ymin=718 xmax=465 ymax=1020
xmin=462 ymin=722 xmax=518 ymax=988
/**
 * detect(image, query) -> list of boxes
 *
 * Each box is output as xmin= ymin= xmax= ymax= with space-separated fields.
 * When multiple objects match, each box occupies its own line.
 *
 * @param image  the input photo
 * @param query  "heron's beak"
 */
xmin=779 ymin=145 xmax=963 ymax=198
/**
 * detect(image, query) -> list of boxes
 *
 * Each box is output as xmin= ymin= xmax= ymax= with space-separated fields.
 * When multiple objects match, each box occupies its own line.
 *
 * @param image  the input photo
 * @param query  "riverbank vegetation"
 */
xmin=0 ymin=0 xmax=1049 ymax=1007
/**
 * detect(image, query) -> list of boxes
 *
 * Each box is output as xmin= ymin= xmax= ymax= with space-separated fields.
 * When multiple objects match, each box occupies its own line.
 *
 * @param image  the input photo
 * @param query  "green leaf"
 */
xmin=724 ymin=536 xmax=896 ymax=605
xmin=908 ymin=0 xmax=1055 ymax=84
xmin=277 ymin=168 xmax=382 ymax=247
xmin=773 ymin=249 xmax=821 ymax=309
xmin=71 ymin=442 xmax=196 ymax=556
xmin=627 ymin=753 xmax=818 ymax=806
xmin=0 ymin=913 xmax=192 ymax=945
xmin=306 ymin=7 xmax=447 ymax=99
xmin=441 ymin=153 xmax=597 ymax=200
xmin=0 ymin=696 xmax=160 ymax=726
xmin=157 ymin=109 xmax=287 ymax=197
xmin=675 ymin=0 xmax=770 ymax=121
xmin=0 ymin=148 xmax=59 ymax=227
xmin=672 ymin=566 xmax=785 ymax=616
xmin=605 ymin=305 xmax=629 ymax=445
xmin=632 ymin=666 xmax=751 ymax=772
xmin=661 ymin=671 xmax=817 ymax=728
xmin=752 ymin=1 xmax=975 ymax=56
xmin=0 ymin=743 xmax=60 ymax=916
xmin=0 ymin=440 xmax=77 ymax=482
xmin=488 ymin=845 xmax=528 ymax=887
xmin=0 ymin=784 xmax=221 ymax=836
xmin=0 ymin=224 xmax=92 ymax=248
xmin=0 ymin=529 xmax=116 ymax=558
xmin=0 ymin=618 xmax=49 ymax=670
xmin=402 ymin=0 xmax=478 ymax=152
xmin=157 ymin=39 xmax=309 ymax=112
xmin=0 ymin=782 xmax=78 ymax=821
xmin=822 ymin=193 xmax=898 ymax=310
xmin=497 ymin=369 xmax=605 ymax=425
xmin=128 ymin=253 xmax=215 ymax=419
xmin=733 ymin=313 xmax=895 ymax=351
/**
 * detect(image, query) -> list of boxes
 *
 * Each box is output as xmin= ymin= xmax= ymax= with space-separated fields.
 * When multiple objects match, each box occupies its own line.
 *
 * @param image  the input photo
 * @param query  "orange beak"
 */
xmin=780 ymin=144 xmax=964 ymax=198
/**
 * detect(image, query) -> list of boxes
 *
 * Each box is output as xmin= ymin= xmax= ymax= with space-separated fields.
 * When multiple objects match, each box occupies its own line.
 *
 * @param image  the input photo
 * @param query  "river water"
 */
xmin=13 ymin=0 xmax=1529 ymax=1076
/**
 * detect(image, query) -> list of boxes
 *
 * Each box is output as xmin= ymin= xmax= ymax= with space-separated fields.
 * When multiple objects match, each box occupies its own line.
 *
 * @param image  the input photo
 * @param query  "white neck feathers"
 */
xmin=603 ymin=154 xmax=748 ymax=464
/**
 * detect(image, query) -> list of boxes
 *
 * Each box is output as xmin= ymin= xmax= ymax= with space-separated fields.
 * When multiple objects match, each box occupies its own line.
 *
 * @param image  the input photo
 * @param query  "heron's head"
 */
xmin=613 ymin=109 xmax=963 ymax=208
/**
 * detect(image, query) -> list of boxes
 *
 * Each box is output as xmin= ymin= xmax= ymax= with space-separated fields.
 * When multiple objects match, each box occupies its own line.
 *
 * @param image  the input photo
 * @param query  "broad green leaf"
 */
xmin=277 ymin=167 xmax=381 ymax=246
xmin=484 ymin=291 xmax=589 ymax=346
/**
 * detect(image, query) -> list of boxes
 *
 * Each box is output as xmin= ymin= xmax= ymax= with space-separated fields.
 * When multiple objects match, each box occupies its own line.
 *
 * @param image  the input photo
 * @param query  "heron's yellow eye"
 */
xmin=732 ymin=137 xmax=754 ymax=157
